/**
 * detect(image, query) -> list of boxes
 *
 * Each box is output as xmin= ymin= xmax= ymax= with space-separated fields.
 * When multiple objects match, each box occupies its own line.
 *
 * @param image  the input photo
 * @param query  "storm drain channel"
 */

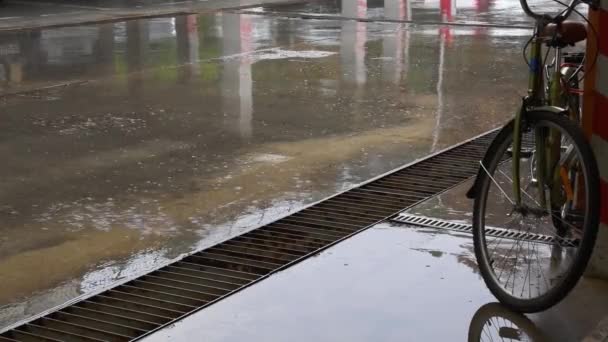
xmin=1 ymin=130 xmax=499 ymax=342
xmin=391 ymin=213 xmax=579 ymax=247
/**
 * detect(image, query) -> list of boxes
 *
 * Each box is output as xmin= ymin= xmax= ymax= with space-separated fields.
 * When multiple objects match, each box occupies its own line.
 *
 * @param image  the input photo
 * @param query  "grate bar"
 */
xmin=345 ymin=189 xmax=421 ymax=202
xmin=139 ymin=275 xmax=229 ymax=296
xmin=197 ymin=250 xmax=283 ymax=269
xmin=49 ymin=312 xmax=144 ymax=338
xmin=91 ymin=295 xmax=183 ymax=318
xmin=207 ymin=245 xmax=298 ymax=264
xmin=274 ymin=221 xmax=356 ymax=235
xmin=229 ymin=236 xmax=314 ymax=254
xmin=279 ymin=217 xmax=360 ymax=232
xmin=362 ymin=184 xmax=436 ymax=196
xmin=270 ymin=221 xmax=347 ymax=236
xmin=315 ymin=199 xmax=397 ymax=214
xmin=151 ymin=270 xmax=242 ymax=290
xmin=15 ymin=325 xmax=90 ymax=342
xmin=105 ymin=290 xmax=195 ymax=313
xmin=35 ymin=317 xmax=132 ymax=341
xmin=66 ymin=306 xmax=160 ymax=330
xmin=239 ymin=231 xmax=325 ymax=249
xmin=373 ymin=178 xmax=446 ymax=191
xmin=327 ymin=196 xmax=406 ymax=208
xmin=312 ymin=201 xmax=393 ymax=216
xmin=171 ymin=262 xmax=258 ymax=281
xmin=299 ymin=207 xmax=384 ymax=221
xmin=385 ymin=175 xmax=456 ymax=187
xmin=261 ymin=224 xmax=341 ymax=241
xmin=185 ymin=254 xmax=275 ymax=274
xmin=10 ymin=327 xmax=68 ymax=342
xmin=118 ymin=283 xmax=208 ymax=306
xmin=216 ymin=240 xmax=306 ymax=261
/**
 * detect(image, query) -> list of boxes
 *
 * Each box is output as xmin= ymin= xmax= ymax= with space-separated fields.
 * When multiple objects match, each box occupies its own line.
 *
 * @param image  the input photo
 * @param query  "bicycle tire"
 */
xmin=473 ymin=110 xmax=600 ymax=313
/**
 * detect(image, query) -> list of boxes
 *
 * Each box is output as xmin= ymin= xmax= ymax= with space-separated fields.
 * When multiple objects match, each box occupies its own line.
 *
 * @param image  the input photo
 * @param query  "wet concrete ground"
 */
xmin=137 ymin=178 xmax=608 ymax=341
xmin=0 ymin=0 xmax=587 ymax=331
xmin=140 ymin=219 xmax=608 ymax=341
xmin=141 ymin=222 xmax=500 ymax=342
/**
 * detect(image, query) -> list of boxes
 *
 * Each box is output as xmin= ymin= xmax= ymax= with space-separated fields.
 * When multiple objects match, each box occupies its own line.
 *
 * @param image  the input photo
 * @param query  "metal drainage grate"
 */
xmin=391 ymin=213 xmax=579 ymax=247
xmin=1 ymin=130 xmax=498 ymax=342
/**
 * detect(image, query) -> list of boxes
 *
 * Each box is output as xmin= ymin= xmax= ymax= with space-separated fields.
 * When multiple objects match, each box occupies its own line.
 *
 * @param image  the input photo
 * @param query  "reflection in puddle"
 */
xmin=468 ymin=303 xmax=548 ymax=342
xmin=141 ymin=224 xmax=495 ymax=341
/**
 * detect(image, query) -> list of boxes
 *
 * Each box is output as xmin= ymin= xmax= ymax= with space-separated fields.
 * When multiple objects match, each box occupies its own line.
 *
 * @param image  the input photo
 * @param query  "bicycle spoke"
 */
xmin=487 ymin=217 xmax=521 ymax=261
xmin=524 ymin=238 xmax=532 ymax=298
xmin=497 ymin=169 xmax=544 ymax=209
xmin=550 ymin=211 xmax=584 ymax=236
xmin=496 ymin=236 xmax=521 ymax=282
xmin=532 ymin=238 xmax=550 ymax=294
xmin=482 ymin=322 xmax=495 ymax=342
xmin=523 ymin=240 xmax=529 ymax=298
xmin=480 ymin=161 xmax=515 ymax=205
xmin=504 ymin=233 xmax=524 ymax=292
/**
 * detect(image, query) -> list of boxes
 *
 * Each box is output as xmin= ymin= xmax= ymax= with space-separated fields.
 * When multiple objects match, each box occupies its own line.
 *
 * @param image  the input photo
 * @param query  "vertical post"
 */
xmin=583 ymin=2 xmax=608 ymax=278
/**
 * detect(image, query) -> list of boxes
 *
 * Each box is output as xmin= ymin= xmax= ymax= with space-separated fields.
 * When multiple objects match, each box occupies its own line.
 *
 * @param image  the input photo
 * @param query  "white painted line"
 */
xmin=0 ymin=17 xmax=22 ymax=21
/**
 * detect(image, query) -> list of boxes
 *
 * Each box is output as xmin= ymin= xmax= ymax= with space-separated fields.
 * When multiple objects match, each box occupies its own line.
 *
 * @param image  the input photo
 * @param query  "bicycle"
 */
xmin=466 ymin=0 xmax=601 ymax=313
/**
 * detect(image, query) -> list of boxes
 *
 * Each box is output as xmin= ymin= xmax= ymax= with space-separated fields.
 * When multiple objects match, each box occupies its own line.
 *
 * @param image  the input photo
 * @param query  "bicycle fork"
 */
xmin=511 ymin=104 xmax=557 ymax=211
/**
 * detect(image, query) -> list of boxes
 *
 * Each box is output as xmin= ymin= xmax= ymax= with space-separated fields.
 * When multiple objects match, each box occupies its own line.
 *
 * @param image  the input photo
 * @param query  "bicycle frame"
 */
xmin=511 ymin=22 xmax=567 ymax=209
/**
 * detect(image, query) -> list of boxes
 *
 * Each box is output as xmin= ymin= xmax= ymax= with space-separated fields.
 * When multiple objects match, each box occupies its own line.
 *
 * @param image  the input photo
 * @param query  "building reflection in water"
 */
xmin=382 ymin=0 xmax=410 ymax=84
xmin=126 ymin=20 xmax=148 ymax=99
xmin=431 ymin=21 xmax=449 ymax=152
xmin=440 ymin=0 xmax=457 ymax=22
xmin=176 ymin=15 xmax=200 ymax=83
xmin=221 ymin=13 xmax=253 ymax=140
xmin=340 ymin=0 xmax=367 ymax=86
xmin=0 ymin=0 xmax=498 ymax=147
xmin=0 ymin=0 xmax=496 ymax=92
xmin=98 ymin=24 xmax=115 ymax=76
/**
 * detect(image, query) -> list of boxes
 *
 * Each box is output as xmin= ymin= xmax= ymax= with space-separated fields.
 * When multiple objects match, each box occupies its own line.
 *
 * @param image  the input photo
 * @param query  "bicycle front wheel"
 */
xmin=473 ymin=110 xmax=600 ymax=313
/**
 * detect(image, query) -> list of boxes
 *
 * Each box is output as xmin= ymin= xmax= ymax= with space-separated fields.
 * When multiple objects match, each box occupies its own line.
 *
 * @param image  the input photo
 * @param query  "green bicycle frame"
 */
xmin=512 ymin=24 xmax=565 ymax=209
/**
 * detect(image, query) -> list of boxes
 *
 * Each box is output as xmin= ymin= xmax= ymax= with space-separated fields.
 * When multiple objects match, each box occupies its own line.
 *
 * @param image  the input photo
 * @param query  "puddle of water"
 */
xmin=406 ymin=180 xmax=475 ymax=223
xmin=140 ymin=224 xmax=491 ymax=342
